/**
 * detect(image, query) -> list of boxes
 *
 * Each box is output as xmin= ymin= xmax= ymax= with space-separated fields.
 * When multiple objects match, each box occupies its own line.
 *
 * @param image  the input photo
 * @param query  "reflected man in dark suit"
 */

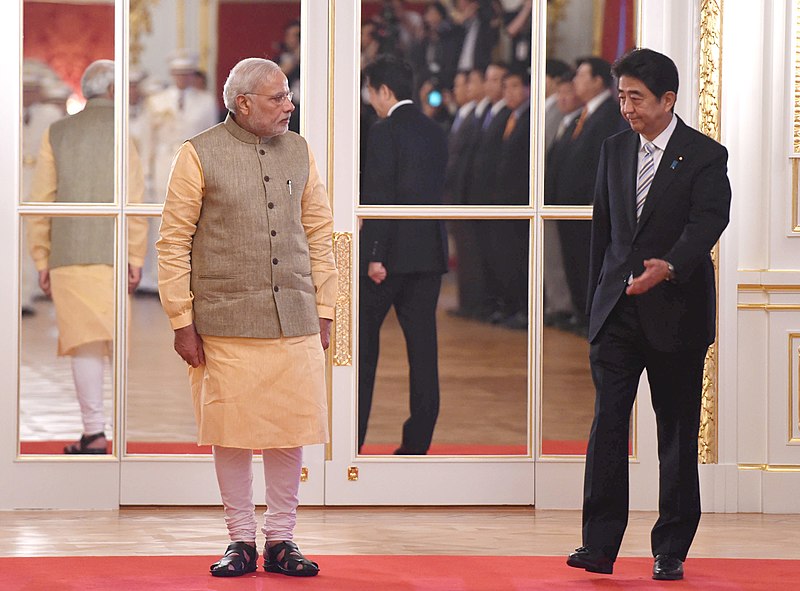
xmin=358 ymin=55 xmax=449 ymax=455
xmin=489 ymin=67 xmax=530 ymax=329
xmin=547 ymin=57 xmax=627 ymax=331
xmin=567 ymin=48 xmax=731 ymax=581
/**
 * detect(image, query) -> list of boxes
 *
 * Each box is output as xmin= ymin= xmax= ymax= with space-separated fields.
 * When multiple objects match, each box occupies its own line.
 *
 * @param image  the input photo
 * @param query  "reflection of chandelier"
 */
xmin=131 ymin=0 xmax=159 ymax=66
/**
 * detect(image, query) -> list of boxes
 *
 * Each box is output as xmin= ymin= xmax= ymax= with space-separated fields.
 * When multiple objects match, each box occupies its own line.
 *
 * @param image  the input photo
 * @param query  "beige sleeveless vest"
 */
xmin=188 ymin=115 xmax=319 ymax=338
xmin=48 ymin=98 xmax=115 ymax=269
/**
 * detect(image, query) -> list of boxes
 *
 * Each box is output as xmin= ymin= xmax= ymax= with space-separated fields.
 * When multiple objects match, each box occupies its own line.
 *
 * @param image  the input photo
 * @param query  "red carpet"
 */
xmin=22 ymin=441 xmax=576 ymax=455
xmin=0 ymin=555 xmax=797 ymax=591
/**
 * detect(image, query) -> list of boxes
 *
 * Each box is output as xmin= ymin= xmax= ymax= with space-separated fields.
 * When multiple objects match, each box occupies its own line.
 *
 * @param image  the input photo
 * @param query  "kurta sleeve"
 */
xmin=127 ymin=140 xmax=149 ymax=267
xmin=27 ymin=127 xmax=56 ymax=271
xmin=301 ymin=145 xmax=338 ymax=321
xmin=156 ymin=141 xmax=204 ymax=330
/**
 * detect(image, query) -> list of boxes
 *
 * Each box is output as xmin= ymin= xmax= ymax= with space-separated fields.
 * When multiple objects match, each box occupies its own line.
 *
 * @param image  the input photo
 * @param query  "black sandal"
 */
xmin=64 ymin=432 xmax=107 ymax=454
xmin=210 ymin=541 xmax=258 ymax=577
xmin=264 ymin=541 xmax=319 ymax=577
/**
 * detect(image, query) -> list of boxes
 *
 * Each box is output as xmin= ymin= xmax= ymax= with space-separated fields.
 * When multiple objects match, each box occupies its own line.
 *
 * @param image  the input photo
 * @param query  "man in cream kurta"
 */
xmin=27 ymin=60 xmax=148 ymax=455
xmin=156 ymin=58 xmax=336 ymax=578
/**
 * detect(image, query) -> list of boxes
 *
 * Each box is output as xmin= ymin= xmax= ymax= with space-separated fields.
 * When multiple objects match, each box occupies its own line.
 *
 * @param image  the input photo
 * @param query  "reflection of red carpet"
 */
xmin=21 ymin=441 xmax=595 ymax=455
xmin=21 ymin=441 xmax=629 ymax=456
xmin=2 ymin=555 xmax=798 ymax=591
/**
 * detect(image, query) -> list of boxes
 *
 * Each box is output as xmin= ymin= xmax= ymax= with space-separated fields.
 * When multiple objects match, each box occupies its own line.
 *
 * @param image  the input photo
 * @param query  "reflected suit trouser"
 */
xmin=583 ymin=294 xmax=706 ymax=562
xmin=358 ymin=272 xmax=442 ymax=452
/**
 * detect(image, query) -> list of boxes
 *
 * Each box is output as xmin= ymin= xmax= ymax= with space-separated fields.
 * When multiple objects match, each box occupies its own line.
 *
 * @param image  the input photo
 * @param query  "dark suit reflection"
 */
xmin=359 ymin=102 xmax=448 ymax=454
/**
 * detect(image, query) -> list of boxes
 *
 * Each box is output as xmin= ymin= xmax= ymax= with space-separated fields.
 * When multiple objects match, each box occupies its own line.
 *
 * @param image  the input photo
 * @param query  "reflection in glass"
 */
xmin=358 ymin=218 xmax=529 ymax=456
xmin=544 ymin=1 xmax=636 ymax=206
xmin=360 ymin=1 xmax=533 ymax=206
xmin=130 ymin=0 xmax=303 ymax=208
xmin=19 ymin=216 xmax=116 ymax=456
xmin=129 ymin=0 xmax=302 ymax=290
xmin=541 ymin=219 xmax=593 ymax=455
xmin=22 ymin=0 xmax=115 ymax=205
xmin=126 ymin=218 xmax=198 ymax=454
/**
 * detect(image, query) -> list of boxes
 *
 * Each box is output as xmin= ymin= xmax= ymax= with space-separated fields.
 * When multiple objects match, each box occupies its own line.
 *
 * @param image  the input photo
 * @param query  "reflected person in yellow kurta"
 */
xmin=156 ymin=58 xmax=337 ymax=578
xmin=27 ymin=60 xmax=148 ymax=455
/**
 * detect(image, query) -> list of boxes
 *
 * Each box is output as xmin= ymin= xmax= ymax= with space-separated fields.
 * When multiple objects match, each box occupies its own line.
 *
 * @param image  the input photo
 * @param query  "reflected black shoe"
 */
xmin=393 ymin=446 xmax=427 ymax=455
xmin=653 ymin=554 xmax=684 ymax=580
xmin=566 ymin=546 xmax=614 ymax=574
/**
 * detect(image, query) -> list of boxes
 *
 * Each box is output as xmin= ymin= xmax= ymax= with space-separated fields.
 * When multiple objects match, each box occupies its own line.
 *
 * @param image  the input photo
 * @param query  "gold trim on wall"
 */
xmin=790 ymin=334 xmax=800 ymax=442
xmin=793 ymin=160 xmax=800 ymax=232
xmin=699 ymin=0 xmax=723 ymax=142
xmin=698 ymin=0 xmax=723 ymax=464
xmin=738 ymin=463 xmax=800 ymax=472
xmin=333 ymin=231 xmax=352 ymax=366
xmin=794 ymin=0 xmax=800 ymax=155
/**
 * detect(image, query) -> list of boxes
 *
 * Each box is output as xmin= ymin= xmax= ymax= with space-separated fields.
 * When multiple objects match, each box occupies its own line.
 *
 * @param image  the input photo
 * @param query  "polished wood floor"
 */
xmin=19 ymin=274 xmax=597 ymax=453
xmin=1 ymin=507 xmax=799 ymax=560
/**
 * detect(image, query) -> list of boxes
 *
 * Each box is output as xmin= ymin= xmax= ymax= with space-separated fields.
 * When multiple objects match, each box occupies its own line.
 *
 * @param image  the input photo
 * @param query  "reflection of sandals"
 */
xmin=63 ymin=432 xmax=107 ymax=454
xmin=210 ymin=542 xmax=258 ymax=577
xmin=264 ymin=541 xmax=319 ymax=577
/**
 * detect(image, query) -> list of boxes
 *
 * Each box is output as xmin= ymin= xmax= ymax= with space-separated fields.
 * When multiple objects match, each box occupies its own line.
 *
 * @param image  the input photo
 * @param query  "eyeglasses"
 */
xmin=243 ymin=91 xmax=294 ymax=106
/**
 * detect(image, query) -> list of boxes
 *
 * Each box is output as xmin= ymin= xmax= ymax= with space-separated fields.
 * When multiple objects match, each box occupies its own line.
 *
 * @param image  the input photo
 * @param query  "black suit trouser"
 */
xmin=358 ymin=272 xmax=442 ymax=452
xmin=583 ymin=294 xmax=706 ymax=562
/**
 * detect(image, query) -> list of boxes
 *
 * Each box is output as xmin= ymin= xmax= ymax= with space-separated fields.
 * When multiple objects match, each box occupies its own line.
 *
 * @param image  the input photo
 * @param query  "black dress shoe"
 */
xmin=652 ymin=554 xmax=684 ymax=580
xmin=393 ymin=446 xmax=427 ymax=455
xmin=566 ymin=546 xmax=613 ymax=574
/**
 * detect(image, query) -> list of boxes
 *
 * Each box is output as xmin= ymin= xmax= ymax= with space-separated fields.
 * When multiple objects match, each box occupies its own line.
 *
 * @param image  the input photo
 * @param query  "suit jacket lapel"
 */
xmin=634 ymin=118 xmax=693 ymax=238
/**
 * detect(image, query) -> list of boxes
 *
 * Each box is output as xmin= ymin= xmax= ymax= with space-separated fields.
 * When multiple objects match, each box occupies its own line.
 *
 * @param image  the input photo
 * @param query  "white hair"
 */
xmin=222 ymin=58 xmax=282 ymax=114
xmin=81 ymin=60 xmax=115 ymax=99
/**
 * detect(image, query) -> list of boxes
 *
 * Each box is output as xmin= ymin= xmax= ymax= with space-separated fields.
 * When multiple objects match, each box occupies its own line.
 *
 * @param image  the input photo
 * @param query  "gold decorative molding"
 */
xmin=130 ymin=0 xmax=159 ymax=67
xmin=698 ymin=0 xmax=723 ymax=464
xmin=793 ymin=160 xmax=800 ymax=232
xmin=546 ymin=0 xmax=570 ymax=56
xmin=739 ymin=463 xmax=800 ymax=472
xmin=794 ymin=0 xmax=800 ymax=154
xmin=698 ymin=0 xmax=722 ymax=142
xmin=333 ymin=231 xmax=352 ymax=366
xmin=790 ymin=335 xmax=800 ymax=443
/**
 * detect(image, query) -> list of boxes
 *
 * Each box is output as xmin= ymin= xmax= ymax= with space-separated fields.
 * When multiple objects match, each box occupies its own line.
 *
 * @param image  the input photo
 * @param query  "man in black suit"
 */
xmin=547 ymin=57 xmax=627 ymax=331
xmin=567 ymin=48 xmax=731 ymax=581
xmin=358 ymin=55 xmax=449 ymax=455
xmin=489 ymin=67 xmax=530 ymax=329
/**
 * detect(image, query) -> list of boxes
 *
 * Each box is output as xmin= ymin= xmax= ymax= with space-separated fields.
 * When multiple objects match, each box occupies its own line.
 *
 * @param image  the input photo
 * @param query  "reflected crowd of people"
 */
xmin=359 ymin=0 xmax=626 ymax=336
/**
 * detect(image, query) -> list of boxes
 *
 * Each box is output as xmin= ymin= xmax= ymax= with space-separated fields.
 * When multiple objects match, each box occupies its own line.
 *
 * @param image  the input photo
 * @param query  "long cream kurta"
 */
xmin=27 ymin=128 xmax=149 ymax=356
xmin=157 ymin=141 xmax=337 ymax=449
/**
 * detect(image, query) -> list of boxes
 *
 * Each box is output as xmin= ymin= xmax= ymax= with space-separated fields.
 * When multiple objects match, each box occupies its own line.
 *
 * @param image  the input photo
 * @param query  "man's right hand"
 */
xmin=368 ymin=262 xmax=387 ymax=285
xmin=38 ymin=269 xmax=51 ymax=297
xmin=174 ymin=323 xmax=205 ymax=367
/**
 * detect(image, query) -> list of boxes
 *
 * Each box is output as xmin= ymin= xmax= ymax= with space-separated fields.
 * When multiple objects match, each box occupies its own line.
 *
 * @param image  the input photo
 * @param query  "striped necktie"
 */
xmin=635 ymin=142 xmax=656 ymax=221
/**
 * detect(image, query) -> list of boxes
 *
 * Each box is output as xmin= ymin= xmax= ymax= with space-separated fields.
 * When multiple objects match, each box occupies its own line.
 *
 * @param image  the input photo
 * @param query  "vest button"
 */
xmin=272 ymin=258 xmax=278 ymax=265
xmin=259 ymin=149 xmax=266 ymax=155
xmin=271 ymin=230 xmax=277 ymax=236
xmin=264 ymin=175 xmax=270 ymax=182
xmin=268 ymin=202 xmax=274 ymax=209
xmin=273 ymin=286 xmax=279 ymax=292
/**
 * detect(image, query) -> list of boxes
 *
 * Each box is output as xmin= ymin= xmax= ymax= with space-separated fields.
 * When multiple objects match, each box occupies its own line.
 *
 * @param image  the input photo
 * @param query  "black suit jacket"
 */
xmin=495 ymin=104 xmax=531 ymax=205
xmin=360 ymin=103 xmax=449 ymax=276
xmin=587 ymin=117 xmax=731 ymax=351
xmin=546 ymin=95 xmax=627 ymax=205
xmin=445 ymin=105 xmax=483 ymax=204
xmin=468 ymin=104 xmax=511 ymax=205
